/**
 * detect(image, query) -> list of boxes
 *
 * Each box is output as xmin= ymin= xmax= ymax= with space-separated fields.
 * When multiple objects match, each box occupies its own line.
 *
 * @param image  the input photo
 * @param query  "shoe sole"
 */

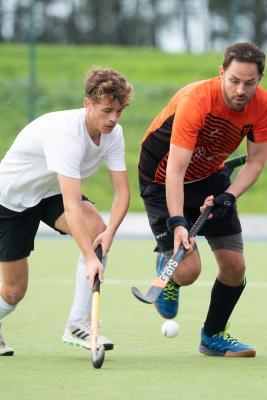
xmin=199 ymin=345 xmax=256 ymax=357
xmin=154 ymin=303 xmax=178 ymax=320
xmin=83 ymin=343 xmax=114 ymax=351
xmin=63 ymin=338 xmax=114 ymax=351
xmin=0 ymin=350 xmax=14 ymax=356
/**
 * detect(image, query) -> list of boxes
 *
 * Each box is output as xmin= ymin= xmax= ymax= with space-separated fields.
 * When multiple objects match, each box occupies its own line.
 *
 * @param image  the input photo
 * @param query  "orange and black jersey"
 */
xmin=139 ymin=77 xmax=267 ymax=184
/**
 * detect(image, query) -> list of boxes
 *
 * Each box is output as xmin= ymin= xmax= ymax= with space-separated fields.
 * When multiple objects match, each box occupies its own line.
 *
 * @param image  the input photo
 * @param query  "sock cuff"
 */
xmin=215 ymin=277 xmax=246 ymax=290
xmin=0 ymin=297 xmax=16 ymax=319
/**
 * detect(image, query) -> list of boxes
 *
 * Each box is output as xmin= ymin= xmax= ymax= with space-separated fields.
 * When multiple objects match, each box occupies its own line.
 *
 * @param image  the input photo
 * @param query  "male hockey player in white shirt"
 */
xmin=0 ymin=67 xmax=132 ymax=355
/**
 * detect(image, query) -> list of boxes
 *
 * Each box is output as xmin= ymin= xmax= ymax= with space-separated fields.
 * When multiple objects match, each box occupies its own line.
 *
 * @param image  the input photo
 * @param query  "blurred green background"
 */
xmin=1 ymin=43 xmax=267 ymax=212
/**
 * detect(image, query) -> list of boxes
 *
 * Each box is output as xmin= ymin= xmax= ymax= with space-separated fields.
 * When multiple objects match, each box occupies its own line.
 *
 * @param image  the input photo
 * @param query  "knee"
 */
xmin=180 ymin=268 xmax=201 ymax=286
xmin=173 ymin=251 xmax=201 ymax=286
xmin=223 ymin=263 xmax=245 ymax=279
xmin=95 ymin=217 xmax=106 ymax=236
xmin=219 ymin=262 xmax=246 ymax=286
xmin=82 ymin=203 xmax=106 ymax=237
xmin=176 ymin=265 xmax=201 ymax=286
xmin=2 ymin=285 xmax=27 ymax=305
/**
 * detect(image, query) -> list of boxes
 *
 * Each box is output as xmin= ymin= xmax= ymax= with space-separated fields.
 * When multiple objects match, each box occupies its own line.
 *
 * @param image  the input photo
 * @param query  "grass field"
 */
xmin=0 ymin=238 xmax=266 ymax=400
xmin=1 ymin=44 xmax=267 ymax=212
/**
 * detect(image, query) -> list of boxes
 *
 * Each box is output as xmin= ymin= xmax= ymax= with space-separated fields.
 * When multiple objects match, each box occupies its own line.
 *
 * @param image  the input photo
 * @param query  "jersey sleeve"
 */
xmin=252 ymin=111 xmax=267 ymax=143
xmin=104 ymin=126 xmax=127 ymax=171
xmin=247 ymin=89 xmax=267 ymax=143
xmin=170 ymin=96 xmax=204 ymax=150
xmin=42 ymin=129 xmax=84 ymax=179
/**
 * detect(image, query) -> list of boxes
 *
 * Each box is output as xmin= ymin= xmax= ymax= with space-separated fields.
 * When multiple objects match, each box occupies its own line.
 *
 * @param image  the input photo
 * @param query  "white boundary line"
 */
xmin=32 ymin=277 xmax=267 ymax=288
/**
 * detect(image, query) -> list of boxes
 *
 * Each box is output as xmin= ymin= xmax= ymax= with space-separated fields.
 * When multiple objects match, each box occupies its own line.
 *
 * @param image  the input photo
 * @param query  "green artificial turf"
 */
xmin=0 ymin=238 xmax=266 ymax=400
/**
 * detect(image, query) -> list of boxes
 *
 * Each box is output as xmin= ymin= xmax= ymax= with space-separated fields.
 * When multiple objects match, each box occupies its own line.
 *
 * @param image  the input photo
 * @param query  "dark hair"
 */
xmin=85 ymin=67 xmax=132 ymax=106
xmin=223 ymin=42 xmax=265 ymax=75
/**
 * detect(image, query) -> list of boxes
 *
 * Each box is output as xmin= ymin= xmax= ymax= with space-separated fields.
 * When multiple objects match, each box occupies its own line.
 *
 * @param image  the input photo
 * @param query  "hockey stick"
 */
xmin=131 ymin=206 xmax=212 ymax=304
xmin=222 ymin=154 xmax=246 ymax=175
xmin=91 ymin=246 xmax=105 ymax=369
xmin=131 ymin=154 xmax=246 ymax=305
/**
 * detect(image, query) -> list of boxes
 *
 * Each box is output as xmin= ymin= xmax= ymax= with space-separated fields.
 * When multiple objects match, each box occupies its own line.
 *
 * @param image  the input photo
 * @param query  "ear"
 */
xmin=259 ymin=72 xmax=264 ymax=82
xmin=84 ymin=97 xmax=90 ymax=108
xmin=219 ymin=65 xmax=225 ymax=79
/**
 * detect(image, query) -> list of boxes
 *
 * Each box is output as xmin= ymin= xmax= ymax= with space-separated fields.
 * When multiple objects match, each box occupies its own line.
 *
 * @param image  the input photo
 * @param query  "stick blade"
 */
xmin=91 ymin=345 xmax=105 ymax=369
xmin=131 ymin=287 xmax=153 ymax=304
xmin=131 ymin=286 xmax=162 ymax=304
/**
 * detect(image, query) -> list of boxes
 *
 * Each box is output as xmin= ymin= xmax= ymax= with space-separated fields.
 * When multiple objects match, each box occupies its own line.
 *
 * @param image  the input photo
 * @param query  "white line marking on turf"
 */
xmin=32 ymin=278 xmax=267 ymax=288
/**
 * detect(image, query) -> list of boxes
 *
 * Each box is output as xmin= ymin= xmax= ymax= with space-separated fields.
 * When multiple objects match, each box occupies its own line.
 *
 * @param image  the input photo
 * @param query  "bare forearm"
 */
xmin=166 ymin=145 xmax=192 ymax=217
xmin=227 ymin=159 xmax=265 ymax=198
xmin=107 ymin=189 xmax=130 ymax=234
xmin=166 ymin=173 xmax=184 ymax=216
xmin=64 ymin=205 xmax=96 ymax=261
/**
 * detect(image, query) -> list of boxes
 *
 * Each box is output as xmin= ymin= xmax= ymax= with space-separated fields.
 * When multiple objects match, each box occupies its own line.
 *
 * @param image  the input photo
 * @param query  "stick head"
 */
xmin=91 ymin=345 xmax=105 ymax=369
xmin=131 ymin=286 xmax=161 ymax=304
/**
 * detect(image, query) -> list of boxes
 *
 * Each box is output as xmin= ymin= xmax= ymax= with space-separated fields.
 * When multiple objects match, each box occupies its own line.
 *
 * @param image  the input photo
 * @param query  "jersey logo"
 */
xmin=210 ymin=129 xmax=220 ymax=136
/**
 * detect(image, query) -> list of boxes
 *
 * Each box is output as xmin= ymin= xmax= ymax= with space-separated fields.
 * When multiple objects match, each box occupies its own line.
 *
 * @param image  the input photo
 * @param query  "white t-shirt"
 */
xmin=0 ymin=108 xmax=126 ymax=211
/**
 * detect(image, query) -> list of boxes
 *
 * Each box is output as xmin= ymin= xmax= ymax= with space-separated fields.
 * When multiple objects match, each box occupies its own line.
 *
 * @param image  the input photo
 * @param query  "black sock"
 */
xmin=204 ymin=278 xmax=246 ymax=336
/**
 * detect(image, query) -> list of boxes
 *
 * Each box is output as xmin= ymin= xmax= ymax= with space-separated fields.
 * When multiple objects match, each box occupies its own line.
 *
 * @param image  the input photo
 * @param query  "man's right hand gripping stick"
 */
xmin=131 ymin=206 xmax=212 ymax=304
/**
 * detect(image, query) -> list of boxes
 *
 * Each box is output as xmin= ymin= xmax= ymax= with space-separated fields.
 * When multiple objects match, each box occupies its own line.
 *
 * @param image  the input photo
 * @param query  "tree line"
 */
xmin=0 ymin=0 xmax=266 ymax=51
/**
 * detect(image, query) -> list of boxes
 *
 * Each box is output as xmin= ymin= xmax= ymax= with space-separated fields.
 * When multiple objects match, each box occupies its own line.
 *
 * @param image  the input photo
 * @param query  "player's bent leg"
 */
xmin=62 ymin=254 xmax=114 ymax=351
xmin=0 ymin=258 xmax=29 ymax=356
xmin=200 ymin=234 xmax=255 ymax=357
xmin=0 ymin=259 xmax=29 ymax=305
xmin=55 ymin=200 xmax=106 ymax=239
xmin=214 ymin=249 xmax=245 ymax=286
xmin=155 ymin=248 xmax=201 ymax=319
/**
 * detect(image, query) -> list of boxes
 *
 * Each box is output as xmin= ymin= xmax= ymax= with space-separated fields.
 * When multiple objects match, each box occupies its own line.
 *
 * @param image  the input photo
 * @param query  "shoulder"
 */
xmin=175 ymin=77 xmax=218 ymax=106
xmin=172 ymin=77 xmax=218 ymax=119
xmin=41 ymin=108 xmax=83 ymax=126
xmin=249 ymin=87 xmax=267 ymax=120
xmin=254 ymin=86 xmax=267 ymax=102
xmin=42 ymin=109 xmax=85 ymax=139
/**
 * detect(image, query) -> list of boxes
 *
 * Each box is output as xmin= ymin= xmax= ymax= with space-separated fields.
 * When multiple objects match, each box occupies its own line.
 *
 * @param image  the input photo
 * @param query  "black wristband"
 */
xmin=166 ymin=216 xmax=187 ymax=233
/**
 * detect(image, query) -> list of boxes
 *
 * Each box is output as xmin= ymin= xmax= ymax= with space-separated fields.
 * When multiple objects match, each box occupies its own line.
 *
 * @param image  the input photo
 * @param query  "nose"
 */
xmin=110 ymin=111 xmax=120 ymax=123
xmin=236 ymin=83 xmax=246 ymax=96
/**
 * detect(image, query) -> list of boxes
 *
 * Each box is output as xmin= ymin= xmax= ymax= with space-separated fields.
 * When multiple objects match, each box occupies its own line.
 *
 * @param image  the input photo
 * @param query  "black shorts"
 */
xmin=139 ymin=169 xmax=242 ymax=253
xmin=0 ymin=194 xmax=89 ymax=262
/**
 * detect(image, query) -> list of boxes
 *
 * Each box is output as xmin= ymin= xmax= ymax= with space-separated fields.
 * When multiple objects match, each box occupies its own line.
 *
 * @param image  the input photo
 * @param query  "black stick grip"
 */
xmin=225 ymin=155 xmax=246 ymax=170
xmin=188 ymin=206 xmax=212 ymax=238
xmin=93 ymin=245 xmax=102 ymax=293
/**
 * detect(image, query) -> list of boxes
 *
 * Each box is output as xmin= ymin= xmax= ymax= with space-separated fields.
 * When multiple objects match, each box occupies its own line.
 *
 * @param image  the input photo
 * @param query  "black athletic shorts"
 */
xmin=0 ymin=194 xmax=89 ymax=262
xmin=139 ymin=168 xmax=242 ymax=253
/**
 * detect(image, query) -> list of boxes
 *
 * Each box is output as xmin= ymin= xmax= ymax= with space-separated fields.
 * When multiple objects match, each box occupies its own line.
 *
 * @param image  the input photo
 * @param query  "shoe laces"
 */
xmin=75 ymin=317 xmax=102 ymax=333
xmin=216 ymin=324 xmax=238 ymax=346
xmin=163 ymin=280 xmax=179 ymax=301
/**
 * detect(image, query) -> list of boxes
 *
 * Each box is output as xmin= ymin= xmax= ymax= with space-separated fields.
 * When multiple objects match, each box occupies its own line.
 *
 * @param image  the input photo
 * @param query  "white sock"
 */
xmin=0 ymin=297 xmax=16 ymax=320
xmin=68 ymin=254 xmax=92 ymax=324
xmin=68 ymin=253 xmax=108 ymax=325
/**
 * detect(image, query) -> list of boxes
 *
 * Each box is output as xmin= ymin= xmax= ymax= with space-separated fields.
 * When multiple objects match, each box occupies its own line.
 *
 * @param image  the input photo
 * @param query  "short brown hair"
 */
xmin=223 ymin=42 xmax=265 ymax=75
xmin=85 ymin=67 xmax=132 ymax=106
